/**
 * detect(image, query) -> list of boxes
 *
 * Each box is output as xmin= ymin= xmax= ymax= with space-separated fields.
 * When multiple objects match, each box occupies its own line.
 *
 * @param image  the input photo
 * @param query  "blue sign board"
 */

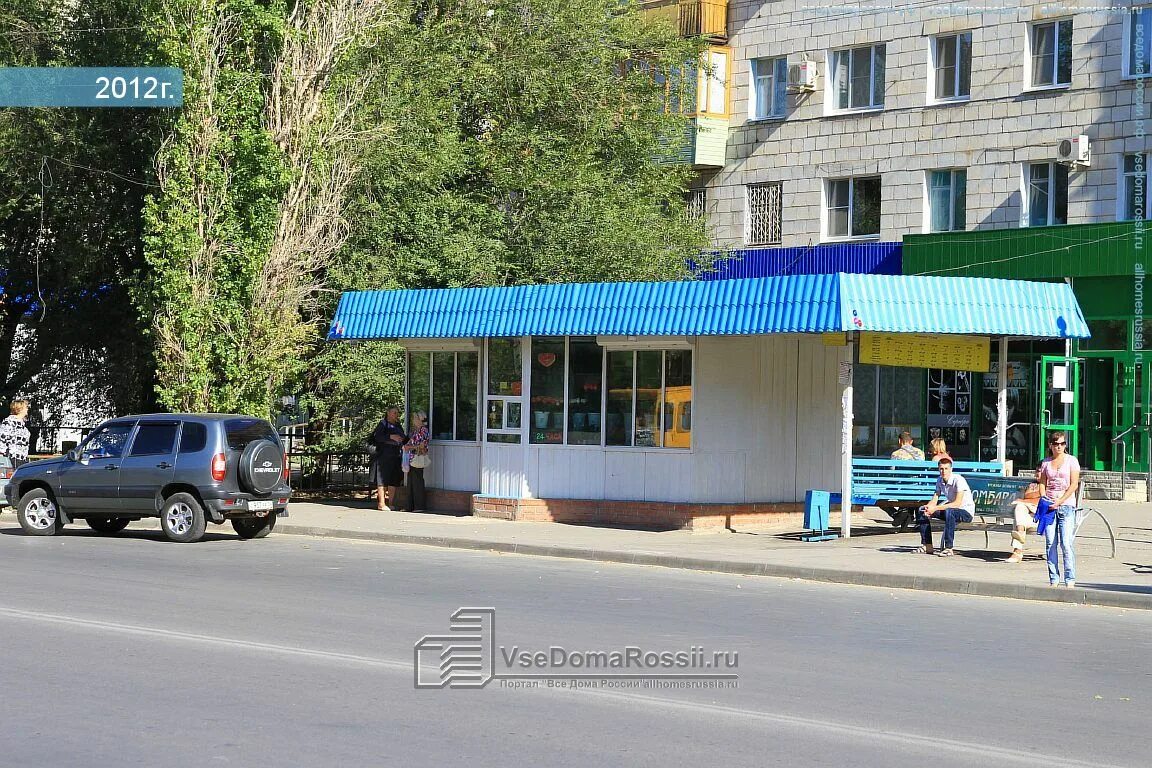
xmin=0 ymin=68 xmax=183 ymax=107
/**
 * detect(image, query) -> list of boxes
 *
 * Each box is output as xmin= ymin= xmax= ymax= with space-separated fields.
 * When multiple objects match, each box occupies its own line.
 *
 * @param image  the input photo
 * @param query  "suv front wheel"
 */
xmin=160 ymin=492 xmax=207 ymax=543
xmin=17 ymin=488 xmax=61 ymax=536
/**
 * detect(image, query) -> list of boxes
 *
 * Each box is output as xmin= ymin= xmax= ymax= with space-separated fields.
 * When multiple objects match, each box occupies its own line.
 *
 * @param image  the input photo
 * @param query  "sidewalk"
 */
xmin=271 ymin=499 xmax=1152 ymax=610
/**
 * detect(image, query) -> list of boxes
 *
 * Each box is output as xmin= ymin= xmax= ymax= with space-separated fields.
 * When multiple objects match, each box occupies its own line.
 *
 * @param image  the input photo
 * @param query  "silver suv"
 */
xmin=4 ymin=414 xmax=292 ymax=543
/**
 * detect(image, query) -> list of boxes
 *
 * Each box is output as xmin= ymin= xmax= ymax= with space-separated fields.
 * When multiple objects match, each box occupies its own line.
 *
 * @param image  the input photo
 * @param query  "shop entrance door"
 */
xmin=1038 ymin=356 xmax=1081 ymax=462
xmin=1082 ymin=358 xmax=1115 ymax=470
xmin=1113 ymin=357 xmax=1152 ymax=472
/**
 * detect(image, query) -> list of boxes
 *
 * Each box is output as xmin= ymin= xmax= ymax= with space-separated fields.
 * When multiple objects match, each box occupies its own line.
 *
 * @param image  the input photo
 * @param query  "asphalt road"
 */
xmin=0 ymin=523 xmax=1149 ymax=768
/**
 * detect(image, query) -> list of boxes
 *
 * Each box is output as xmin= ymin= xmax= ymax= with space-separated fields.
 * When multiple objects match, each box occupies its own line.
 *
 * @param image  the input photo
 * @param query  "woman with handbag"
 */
xmin=403 ymin=411 xmax=430 ymax=513
xmin=1036 ymin=431 xmax=1081 ymax=587
xmin=369 ymin=407 xmax=407 ymax=511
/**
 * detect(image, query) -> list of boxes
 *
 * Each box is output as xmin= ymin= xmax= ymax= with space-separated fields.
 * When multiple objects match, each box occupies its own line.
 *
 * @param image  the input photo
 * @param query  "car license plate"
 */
xmin=249 ymin=500 xmax=274 ymax=511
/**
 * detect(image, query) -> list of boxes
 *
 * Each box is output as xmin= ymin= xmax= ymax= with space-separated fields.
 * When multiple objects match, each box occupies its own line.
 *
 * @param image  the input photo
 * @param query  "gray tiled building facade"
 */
xmin=701 ymin=1 xmax=1152 ymax=248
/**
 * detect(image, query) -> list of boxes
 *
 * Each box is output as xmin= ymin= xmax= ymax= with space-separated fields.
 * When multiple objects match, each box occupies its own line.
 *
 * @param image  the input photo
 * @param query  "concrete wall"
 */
xmin=706 ymin=1 xmax=1151 ymax=247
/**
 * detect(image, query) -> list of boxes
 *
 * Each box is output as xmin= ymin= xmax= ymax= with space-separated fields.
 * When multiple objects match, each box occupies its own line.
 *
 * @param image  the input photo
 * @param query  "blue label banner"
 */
xmin=0 ymin=67 xmax=183 ymax=107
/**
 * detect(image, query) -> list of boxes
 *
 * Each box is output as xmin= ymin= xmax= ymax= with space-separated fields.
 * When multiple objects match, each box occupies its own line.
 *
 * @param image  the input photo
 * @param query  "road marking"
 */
xmin=0 ymin=606 xmax=411 ymax=672
xmin=0 ymin=605 xmax=1132 ymax=768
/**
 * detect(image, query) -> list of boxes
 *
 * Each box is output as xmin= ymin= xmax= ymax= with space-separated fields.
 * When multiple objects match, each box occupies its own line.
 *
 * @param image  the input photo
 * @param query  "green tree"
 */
xmin=0 ymin=1 xmax=164 ymax=417
xmin=299 ymin=0 xmax=710 ymax=437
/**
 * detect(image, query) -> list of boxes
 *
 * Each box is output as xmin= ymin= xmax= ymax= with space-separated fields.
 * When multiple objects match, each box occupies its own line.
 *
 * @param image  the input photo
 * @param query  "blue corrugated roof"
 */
xmin=697 ymin=242 xmax=902 ymax=280
xmin=328 ymin=273 xmax=1089 ymax=341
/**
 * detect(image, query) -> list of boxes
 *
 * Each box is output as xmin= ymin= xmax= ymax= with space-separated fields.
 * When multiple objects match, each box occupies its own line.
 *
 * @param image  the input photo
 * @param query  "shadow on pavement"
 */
xmin=1075 ymin=582 xmax=1152 ymax=595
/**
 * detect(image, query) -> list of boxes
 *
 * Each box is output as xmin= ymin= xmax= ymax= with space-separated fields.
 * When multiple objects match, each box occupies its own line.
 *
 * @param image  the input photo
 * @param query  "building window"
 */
xmin=1028 ymin=19 xmax=1072 ymax=88
xmin=826 ymin=177 xmax=881 ymax=239
xmin=605 ymin=349 xmax=693 ymax=449
xmin=745 ymin=182 xmax=782 ymax=245
xmin=1127 ymin=9 xmax=1152 ymax=77
xmin=697 ymin=47 xmax=729 ymax=116
xmin=567 ymin=337 xmax=603 ymax=446
xmin=485 ymin=338 xmax=522 ymax=443
xmin=407 ymin=351 xmax=480 ymax=442
xmin=1123 ymin=153 xmax=1150 ymax=220
xmin=1025 ymin=162 xmax=1068 ymax=226
xmin=931 ymin=32 xmax=971 ymax=101
xmin=750 ymin=57 xmax=788 ymax=119
xmin=529 ymin=338 xmax=565 ymax=444
xmin=830 ymin=44 xmax=885 ymax=111
xmin=686 ymin=188 xmax=706 ymax=221
xmin=928 ymin=169 xmax=966 ymax=232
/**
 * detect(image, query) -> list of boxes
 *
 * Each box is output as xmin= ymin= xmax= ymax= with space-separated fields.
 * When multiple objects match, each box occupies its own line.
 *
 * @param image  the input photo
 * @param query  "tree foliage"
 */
xmin=299 ymin=0 xmax=709 ymax=435
xmin=0 ymin=1 xmax=164 ymax=421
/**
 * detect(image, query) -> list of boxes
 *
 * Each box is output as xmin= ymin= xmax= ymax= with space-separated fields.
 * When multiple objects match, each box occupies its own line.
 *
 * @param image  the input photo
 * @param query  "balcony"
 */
xmin=678 ymin=0 xmax=728 ymax=42
xmin=661 ymin=116 xmax=728 ymax=169
xmin=639 ymin=0 xmax=728 ymax=42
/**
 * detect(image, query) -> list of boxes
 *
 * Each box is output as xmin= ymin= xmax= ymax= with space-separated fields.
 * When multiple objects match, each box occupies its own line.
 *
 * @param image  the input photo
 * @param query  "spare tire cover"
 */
xmin=239 ymin=439 xmax=284 ymax=495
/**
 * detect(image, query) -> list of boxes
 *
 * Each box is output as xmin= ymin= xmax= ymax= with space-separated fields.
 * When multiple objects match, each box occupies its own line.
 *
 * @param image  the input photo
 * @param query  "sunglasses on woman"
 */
xmin=1051 ymin=441 xmax=1066 ymax=447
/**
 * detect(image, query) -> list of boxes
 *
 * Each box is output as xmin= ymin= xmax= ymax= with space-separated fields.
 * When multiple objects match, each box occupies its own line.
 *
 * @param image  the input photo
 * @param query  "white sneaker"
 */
xmin=1064 ymin=580 xmax=1076 ymax=588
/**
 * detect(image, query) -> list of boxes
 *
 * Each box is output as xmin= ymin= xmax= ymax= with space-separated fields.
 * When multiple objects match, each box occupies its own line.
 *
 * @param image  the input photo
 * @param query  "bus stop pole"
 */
xmin=840 ymin=339 xmax=855 ymax=539
xmin=996 ymin=337 xmax=1008 ymax=471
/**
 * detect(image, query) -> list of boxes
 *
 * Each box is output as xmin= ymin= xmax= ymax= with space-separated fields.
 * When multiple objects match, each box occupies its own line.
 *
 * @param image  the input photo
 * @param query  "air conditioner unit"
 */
xmin=787 ymin=61 xmax=817 ymax=92
xmin=1057 ymin=135 xmax=1091 ymax=166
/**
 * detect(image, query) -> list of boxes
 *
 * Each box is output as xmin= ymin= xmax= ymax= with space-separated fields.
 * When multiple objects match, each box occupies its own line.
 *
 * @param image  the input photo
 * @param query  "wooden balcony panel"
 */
xmin=679 ymin=0 xmax=728 ymax=41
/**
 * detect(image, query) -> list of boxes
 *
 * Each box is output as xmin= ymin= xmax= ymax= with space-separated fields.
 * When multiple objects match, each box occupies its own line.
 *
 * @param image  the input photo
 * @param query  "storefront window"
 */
xmin=635 ymin=351 xmax=663 ymax=447
xmin=408 ymin=352 xmax=431 ymax=422
xmin=432 ymin=353 xmax=455 ymax=440
xmin=606 ymin=351 xmax=634 ymax=446
xmin=567 ymin=338 xmax=603 ymax=446
xmin=663 ymin=350 xmax=692 ymax=448
xmin=487 ymin=338 xmax=522 ymax=396
xmin=852 ymin=362 xmax=878 ymax=454
xmin=604 ymin=349 xmax=691 ymax=449
xmin=1080 ymin=319 xmax=1128 ymax=351
xmin=407 ymin=351 xmax=478 ymax=441
xmin=530 ymin=338 xmax=565 ymax=444
xmin=878 ymin=366 xmax=924 ymax=454
xmin=456 ymin=354 xmax=478 ymax=441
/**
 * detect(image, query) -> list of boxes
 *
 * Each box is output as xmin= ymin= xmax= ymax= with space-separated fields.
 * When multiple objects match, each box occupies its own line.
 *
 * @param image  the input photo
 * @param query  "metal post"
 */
xmin=840 ymin=340 xmax=855 ymax=539
xmin=996 ymin=337 xmax=1008 ymax=469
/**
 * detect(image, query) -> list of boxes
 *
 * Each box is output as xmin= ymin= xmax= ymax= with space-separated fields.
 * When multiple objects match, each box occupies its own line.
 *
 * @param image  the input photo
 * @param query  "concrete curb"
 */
xmin=277 ymin=524 xmax=1152 ymax=611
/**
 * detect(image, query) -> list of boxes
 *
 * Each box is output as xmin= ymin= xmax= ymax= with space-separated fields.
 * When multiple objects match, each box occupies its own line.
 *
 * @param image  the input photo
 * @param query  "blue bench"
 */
xmin=826 ymin=458 xmax=1116 ymax=555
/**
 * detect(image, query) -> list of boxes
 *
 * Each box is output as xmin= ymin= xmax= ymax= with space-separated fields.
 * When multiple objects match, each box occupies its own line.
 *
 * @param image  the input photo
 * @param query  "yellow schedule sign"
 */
xmin=858 ymin=333 xmax=990 ymax=372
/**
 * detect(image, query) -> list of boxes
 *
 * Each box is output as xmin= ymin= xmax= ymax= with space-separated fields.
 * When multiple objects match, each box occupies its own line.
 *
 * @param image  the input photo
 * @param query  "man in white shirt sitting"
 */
xmin=915 ymin=457 xmax=975 ymax=557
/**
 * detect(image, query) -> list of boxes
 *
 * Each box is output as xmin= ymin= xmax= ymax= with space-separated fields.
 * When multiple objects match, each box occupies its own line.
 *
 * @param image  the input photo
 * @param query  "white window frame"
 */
xmin=1022 ymin=162 xmax=1069 ymax=227
xmin=405 ymin=348 xmax=481 ymax=445
xmin=823 ymin=176 xmax=882 ymax=241
xmin=1120 ymin=153 xmax=1151 ymax=221
xmin=928 ymin=32 xmax=972 ymax=103
xmin=749 ymin=56 xmax=788 ymax=121
xmin=826 ymin=44 xmax=886 ymax=114
xmin=483 ymin=338 xmax=527 ymax=443
xmin=1025 ymin=18 xmax=1073 ymax=90
xmin=924 ymin=169 xmax=967 ymax=233
xmin=1124 ymin=8 xmax=1152 ymax=79
xmin=601 ymin=348 xmax=695 ymax=452
xmin=744 ymin=182 xmax=783 ymax=245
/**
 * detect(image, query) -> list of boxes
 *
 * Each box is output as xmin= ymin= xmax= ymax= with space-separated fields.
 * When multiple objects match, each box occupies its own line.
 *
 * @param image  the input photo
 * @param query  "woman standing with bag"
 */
xmin=369 ymin=407 xmax=407 ymax=511
xmin=1037 ymin=431 xmax=1081 ymax=587
xmin=403 ymin=411 xmax=430 ymax=513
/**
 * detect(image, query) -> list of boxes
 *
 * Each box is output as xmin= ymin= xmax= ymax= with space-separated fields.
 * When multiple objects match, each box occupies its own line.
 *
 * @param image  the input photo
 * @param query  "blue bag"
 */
xmin=1034 ymin=497 xmax=1055 ymax=536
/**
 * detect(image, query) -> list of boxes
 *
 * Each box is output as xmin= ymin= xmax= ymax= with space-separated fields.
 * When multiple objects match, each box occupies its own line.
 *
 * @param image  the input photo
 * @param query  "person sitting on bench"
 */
xmin=916 ymin=457 xmax=975 ymax=557
xmin=1004 ymin=479 xmax=1044 ymax=563
xmin=879 ymin=431 xmax=926 ymax=528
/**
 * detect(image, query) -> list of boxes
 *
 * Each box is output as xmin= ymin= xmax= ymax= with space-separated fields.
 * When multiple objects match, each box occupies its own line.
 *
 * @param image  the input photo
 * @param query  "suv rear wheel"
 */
xmin=87 ymin=517 xmax=131 ymax=534
xmin=231 ymin=514 xmax=277 ymax=540
xmin=17 ymin=488 xmax=60 ymax=536
xmin=160 ymin=492 xmax=207 ymax=543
